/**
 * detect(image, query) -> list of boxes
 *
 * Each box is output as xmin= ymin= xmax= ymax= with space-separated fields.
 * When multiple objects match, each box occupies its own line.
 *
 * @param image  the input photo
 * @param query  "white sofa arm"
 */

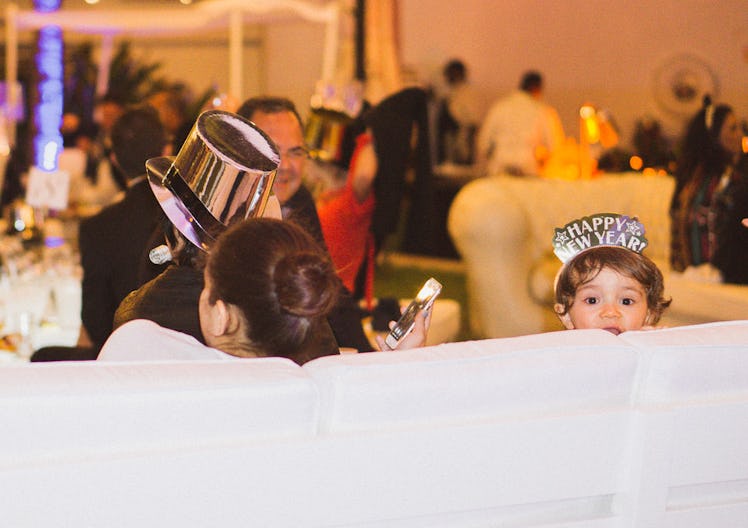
xmin=448 ymin=178 xmax=546 ymax=337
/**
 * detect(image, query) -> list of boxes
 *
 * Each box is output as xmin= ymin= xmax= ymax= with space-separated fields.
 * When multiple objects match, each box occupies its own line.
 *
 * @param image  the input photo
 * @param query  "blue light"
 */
xmin=34 ymin=0 xmax=62 ymax=13
xmin=33 ymin=22 xmax=63 ymax=171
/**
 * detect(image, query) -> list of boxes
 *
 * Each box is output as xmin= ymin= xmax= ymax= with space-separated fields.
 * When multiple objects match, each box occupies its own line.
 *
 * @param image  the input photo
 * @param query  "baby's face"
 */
xmin=556 ymin=267 xmax=650 ymax=335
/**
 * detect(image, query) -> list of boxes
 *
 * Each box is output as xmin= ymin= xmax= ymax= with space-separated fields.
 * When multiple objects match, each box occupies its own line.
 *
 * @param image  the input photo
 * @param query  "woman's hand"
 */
xmin=375 ymin=308 xmax=432 ymax=351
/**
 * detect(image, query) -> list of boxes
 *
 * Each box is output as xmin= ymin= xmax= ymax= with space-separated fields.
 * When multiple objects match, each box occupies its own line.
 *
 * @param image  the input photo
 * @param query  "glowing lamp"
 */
xmin=577 ymin=103 xmax=620 ymax=179
xmin=579 ymin=104 xmax=618 ymax=149
xmin=580 ymin=105 xmax=600 ymax=144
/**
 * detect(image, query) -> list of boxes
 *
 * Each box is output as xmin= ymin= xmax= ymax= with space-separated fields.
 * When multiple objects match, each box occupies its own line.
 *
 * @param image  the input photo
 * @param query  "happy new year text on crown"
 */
xmin=552 ymin=213 xmax=648 ymax=264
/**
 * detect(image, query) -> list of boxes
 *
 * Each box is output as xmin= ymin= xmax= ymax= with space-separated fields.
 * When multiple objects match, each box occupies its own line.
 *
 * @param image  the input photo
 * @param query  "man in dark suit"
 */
xmin=78 ymin=106 xmax=168 ymax=351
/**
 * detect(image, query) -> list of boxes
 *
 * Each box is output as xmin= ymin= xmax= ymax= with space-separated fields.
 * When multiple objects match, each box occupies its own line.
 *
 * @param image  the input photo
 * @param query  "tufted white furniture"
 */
xmin=1 ymin=320 xmax=748 ymax=527
xmin=448 ymin=173 xmax=748 ymax=339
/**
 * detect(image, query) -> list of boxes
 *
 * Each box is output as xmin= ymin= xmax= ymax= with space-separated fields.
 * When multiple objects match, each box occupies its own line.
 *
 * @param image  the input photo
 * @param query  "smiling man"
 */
xmin=236 ymin=96 xmax=373 ymax=352
xmin=236 ymin=97 xmax=325 ymax=249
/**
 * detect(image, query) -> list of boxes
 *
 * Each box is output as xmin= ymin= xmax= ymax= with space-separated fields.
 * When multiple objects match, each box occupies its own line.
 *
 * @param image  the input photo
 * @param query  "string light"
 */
xmin=33 ymin=7 xmax=63 ymax=171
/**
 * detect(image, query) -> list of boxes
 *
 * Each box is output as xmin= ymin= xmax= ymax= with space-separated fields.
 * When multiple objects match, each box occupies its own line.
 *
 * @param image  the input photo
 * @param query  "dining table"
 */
xmin=0 ymin=216 xmax=81 ymax=362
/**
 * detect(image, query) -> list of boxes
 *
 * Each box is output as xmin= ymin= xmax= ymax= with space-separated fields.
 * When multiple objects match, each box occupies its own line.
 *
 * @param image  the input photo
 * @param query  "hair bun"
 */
xmin=274 ymin=252 xmax=339 ymax=317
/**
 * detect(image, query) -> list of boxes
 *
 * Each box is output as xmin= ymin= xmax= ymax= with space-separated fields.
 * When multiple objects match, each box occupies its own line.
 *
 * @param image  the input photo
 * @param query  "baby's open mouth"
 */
xmin=603 ymin=327 xmax=622 ymax=335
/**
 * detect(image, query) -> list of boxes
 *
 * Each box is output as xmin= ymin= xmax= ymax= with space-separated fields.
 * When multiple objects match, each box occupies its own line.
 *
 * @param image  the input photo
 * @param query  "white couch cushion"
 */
xmin=617 ymin=321 xmax=748 ymax=525
xmin=304 ymin=329 xmax=639 ymax=432
xmin=0 ymin=358 xmax=318 ymax=466
xmin=618 ymin=320 xmax=748 ymax=405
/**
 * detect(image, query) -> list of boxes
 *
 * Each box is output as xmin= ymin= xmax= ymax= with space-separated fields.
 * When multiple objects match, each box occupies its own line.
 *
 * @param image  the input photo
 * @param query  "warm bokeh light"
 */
xmin=84 ymin=0 xmax=100 ymax=4
xmin=579 ymin=105 xmax=600 ymax=144
xmin=642 ymin=167 xmax=657 ymax=177
xmin=629 ymin=155 xmax=643 ymax=171
xmin=579 ymin=105 xmax=595 ymax=120
xmin=743 ymin=136 xmax=747 ymax=154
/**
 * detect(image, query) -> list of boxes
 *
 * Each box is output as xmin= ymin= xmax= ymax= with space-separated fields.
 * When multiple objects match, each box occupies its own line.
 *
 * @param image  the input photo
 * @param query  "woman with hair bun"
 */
xmin=670 ymin=95 xmax=748 ymax=283
xmin=100 ymin=218 xmax=429 ymax=364
xmin=199 ymin=218 xmax=342 ymax=364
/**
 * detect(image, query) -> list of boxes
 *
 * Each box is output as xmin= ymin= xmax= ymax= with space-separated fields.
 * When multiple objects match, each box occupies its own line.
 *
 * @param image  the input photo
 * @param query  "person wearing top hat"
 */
xmin=305 ymin=103 xmax=376 ymax=297
xmin=102 ymin=217 xmax=430 ymax=363
xmin=105 ymin=108 xmax=427 ymax=361
xmin=313 ymin=87 xmax=437 ymax=299
xmin=112 ymin=109 xmax=343 ymax=361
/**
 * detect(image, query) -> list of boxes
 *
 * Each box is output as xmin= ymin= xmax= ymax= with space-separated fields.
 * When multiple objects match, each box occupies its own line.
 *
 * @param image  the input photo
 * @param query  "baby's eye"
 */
xmin=583 ymin=297 xmax=598 ymax=305
xmin=621 ymin=298 xmax=635 ymax=306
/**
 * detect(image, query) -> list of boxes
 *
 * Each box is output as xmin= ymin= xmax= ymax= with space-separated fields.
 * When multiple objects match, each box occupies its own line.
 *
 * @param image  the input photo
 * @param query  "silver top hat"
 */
xmin=304 ymin=107 xmax=353 ymax=164
xmin=146 ymin=110 xmax=280 ymax=250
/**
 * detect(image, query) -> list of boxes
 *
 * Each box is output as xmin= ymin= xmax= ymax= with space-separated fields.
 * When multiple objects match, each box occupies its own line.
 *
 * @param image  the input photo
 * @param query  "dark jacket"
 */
xmin=79 ymin=178 xmax=165 ymax=349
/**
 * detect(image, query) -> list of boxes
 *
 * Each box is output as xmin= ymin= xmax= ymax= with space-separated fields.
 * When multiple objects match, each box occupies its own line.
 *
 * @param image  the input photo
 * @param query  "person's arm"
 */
xmin=350 ymin=133 xmax=378 ymax=203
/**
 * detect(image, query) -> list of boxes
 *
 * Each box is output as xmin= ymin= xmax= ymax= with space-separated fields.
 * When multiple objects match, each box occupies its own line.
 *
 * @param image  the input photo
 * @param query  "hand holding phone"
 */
xmin=383 ymin=277 xmax=442 ymax=350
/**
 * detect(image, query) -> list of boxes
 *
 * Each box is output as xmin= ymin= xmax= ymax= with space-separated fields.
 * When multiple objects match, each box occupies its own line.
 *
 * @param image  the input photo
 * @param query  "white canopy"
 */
xmin=4 ymin=0 xmax=341 ymax=125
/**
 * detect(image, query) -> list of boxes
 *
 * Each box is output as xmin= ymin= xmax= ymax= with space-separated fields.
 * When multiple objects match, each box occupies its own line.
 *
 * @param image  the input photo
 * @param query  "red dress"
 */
xmin=317 ymin=133 xmax=376 ymax=299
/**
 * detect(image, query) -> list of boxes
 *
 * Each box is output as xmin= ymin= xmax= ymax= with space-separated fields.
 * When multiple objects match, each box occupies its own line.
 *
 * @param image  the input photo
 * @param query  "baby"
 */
xmin=552 ymin=213 xmax=671 ymax=334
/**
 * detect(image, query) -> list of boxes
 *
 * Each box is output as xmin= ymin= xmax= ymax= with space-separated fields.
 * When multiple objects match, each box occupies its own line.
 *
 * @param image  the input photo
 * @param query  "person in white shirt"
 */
xmin=476 ymin=70 xmax=565 ymax=176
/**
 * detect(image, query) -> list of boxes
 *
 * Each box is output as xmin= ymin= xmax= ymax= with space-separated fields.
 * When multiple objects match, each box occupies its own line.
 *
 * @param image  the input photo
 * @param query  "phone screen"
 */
xmin=384 ymin=278 xmax=442 ymax=349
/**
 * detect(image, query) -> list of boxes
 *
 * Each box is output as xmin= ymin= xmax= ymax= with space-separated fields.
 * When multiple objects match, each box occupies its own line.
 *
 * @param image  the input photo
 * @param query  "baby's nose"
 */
xmin=600 ymin=303 xmax=621 ymax=318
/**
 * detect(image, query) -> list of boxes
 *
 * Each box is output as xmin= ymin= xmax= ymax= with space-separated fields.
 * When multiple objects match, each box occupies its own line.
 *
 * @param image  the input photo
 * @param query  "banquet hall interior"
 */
xmin=1 ymin=0 xmax=745 ymax=351
xmin=1 ymin=1 xmax=748 ymax=525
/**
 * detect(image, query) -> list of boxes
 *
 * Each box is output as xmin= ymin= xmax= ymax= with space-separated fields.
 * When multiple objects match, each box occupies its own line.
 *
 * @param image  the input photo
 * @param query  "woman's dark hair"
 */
xmin=673 ymin=95 xmax=734 ymax=197
xmin=206 ymin=218 xmax=340 ymax=358
xmin=555 ymin=246 xmax=671 ymax=325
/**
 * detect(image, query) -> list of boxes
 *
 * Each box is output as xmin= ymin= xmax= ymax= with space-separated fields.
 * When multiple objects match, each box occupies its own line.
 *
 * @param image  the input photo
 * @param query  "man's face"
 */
xmin=249 ymin=110 xmax=307 ymax=205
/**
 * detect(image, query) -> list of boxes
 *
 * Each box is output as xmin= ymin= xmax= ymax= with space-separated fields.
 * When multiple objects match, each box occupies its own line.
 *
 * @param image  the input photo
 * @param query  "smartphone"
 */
xmin=384 ymin=277 xmax=442 ymax=350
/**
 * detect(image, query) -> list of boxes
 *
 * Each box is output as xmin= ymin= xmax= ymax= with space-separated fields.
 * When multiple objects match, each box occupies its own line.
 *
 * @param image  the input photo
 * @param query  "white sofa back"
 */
xmin=2 ymin=321 xmax=748 ymax=527
xmin=448 ymin=173 xmax=748 ymax=338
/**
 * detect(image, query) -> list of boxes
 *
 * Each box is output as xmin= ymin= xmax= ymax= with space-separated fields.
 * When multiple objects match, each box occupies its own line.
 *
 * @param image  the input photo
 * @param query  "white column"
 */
xmin=229 ymin=8 xmax=243 ymax=101
xmin=321 ymin=3 xmax=340 ymax=81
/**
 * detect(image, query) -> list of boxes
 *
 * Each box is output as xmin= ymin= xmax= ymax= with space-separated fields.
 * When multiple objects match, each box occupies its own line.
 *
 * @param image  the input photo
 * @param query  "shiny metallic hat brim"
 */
xmin=146 ymin=110 xmax=280 ymax=251
xmin=147 ymin=157 xmax=213 ymax=250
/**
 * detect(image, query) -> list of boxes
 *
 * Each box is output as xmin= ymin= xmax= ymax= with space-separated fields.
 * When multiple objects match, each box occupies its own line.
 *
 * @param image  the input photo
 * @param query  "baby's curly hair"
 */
xmin=554 ymin=246 xmax=671 ymax=325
